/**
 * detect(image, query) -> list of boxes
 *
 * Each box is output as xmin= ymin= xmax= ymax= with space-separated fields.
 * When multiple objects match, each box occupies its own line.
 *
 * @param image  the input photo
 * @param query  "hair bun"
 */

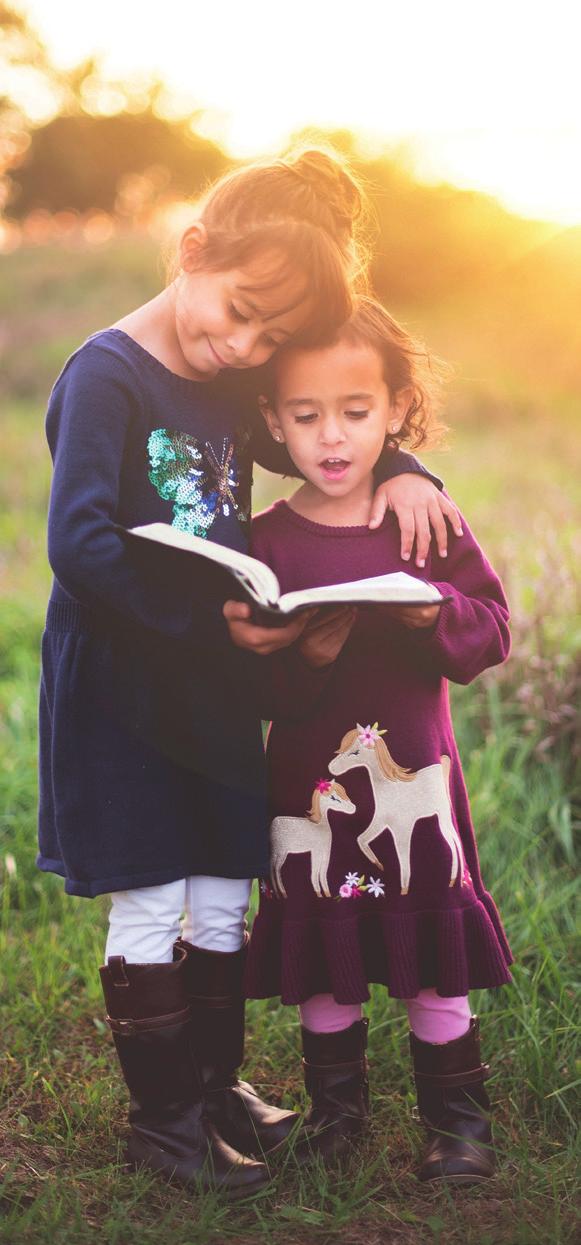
xmin=283 ymin=146 xmax=365 ymax=241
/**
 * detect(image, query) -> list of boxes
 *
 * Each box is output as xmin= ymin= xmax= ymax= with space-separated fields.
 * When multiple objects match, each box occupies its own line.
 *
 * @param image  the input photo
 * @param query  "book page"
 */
xmin=277 ymin=571 xmax=445 ymax=615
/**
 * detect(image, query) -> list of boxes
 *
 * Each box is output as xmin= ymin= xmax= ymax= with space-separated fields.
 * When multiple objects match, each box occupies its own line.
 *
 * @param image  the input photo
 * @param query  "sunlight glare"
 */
xmin=17 ymin=0 xmax=581 ymax=226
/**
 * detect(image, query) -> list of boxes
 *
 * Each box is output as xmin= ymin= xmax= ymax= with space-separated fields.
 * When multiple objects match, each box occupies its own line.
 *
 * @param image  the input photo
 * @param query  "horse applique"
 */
xmin=270 ymin=779 xmax=356 ymax=899
xmin=329 ymin=724 xmax=466 ymax=894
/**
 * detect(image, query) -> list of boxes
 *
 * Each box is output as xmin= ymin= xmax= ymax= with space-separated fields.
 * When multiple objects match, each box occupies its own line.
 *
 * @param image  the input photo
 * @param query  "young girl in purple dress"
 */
xmin=236 ymin=297 xmax=512 ymax=1184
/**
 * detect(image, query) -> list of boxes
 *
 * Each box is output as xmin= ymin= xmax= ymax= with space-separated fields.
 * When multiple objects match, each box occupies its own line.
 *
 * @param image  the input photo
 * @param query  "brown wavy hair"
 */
xmin=169 ymin=146 xmax=371 ymax=347
xmin=335 ymin=727 xmax=414 ymax=781
xmin=307 ymin=781 xmax=351 ymax=822
xmin=338 ymin=297 xmax=449 ymax=450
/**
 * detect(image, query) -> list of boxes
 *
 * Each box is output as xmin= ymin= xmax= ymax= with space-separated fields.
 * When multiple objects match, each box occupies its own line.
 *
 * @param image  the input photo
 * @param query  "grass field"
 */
xmin=0 ymin=236 xmax=579 ymax=1244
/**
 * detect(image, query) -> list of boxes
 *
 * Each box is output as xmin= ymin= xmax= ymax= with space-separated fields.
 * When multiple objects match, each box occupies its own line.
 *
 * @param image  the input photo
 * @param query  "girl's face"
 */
xmin=174 ymin=230 xmax=312 ymax=379
xmin=263 ymin=340 xmax=409 ymax=500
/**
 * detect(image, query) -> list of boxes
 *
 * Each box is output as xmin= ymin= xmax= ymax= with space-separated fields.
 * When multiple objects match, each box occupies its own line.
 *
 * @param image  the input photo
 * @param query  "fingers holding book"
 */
xmin=223 ymin=598 xmax=357 ymax=665
xmin=299 ymin=606 xmax=358 ymax=668
xmin=382 ymin=602 xmax=441 ymax=630
xmin=223 ymin=599 xmax=317 ymax=656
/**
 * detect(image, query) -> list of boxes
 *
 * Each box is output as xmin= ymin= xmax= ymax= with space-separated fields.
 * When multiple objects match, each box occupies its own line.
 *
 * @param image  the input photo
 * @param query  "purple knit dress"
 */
xmin=243 ymin=500 xmax=513 ymax=1005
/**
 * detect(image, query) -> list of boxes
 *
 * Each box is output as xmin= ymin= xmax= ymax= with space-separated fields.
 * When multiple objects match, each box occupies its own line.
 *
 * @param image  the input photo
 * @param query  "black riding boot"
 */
xmin=410 ymin=1016 xmax=496 ymax=1184
xmin=293 ymin=1019 xmax=370 ymax=1164
xmin=100 ymin=945 xmax=269 ymax=1195
xmin=176 ymin=937 xmax=297 ymax=1157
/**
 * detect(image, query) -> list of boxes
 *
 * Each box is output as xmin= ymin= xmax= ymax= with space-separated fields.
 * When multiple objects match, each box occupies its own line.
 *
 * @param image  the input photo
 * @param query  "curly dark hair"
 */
xmin=336 ymin=296 xmax=449 ymax=451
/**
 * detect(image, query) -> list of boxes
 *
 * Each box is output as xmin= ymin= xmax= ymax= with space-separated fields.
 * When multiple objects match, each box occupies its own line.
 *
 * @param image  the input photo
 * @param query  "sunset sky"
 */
xmin=17 ymin=0 xmax=581 ymax=226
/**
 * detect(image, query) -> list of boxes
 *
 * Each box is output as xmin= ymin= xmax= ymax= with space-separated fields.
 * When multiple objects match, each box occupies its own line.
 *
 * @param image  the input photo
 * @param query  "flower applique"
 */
xmin=147 ymin=428 xmax=251 ymax=538
xmin=357 ymin=722 xmax=387 ymax=748
xmin=337 ymin=871 xmax=386 ymax=900
xmin=259 ymin=878 xmax=274 ymax=899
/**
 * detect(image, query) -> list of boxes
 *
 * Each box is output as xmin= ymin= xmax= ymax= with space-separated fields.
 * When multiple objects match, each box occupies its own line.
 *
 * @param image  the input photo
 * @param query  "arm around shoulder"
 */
xmin=373 ymin=444 xmax=443 ymax=491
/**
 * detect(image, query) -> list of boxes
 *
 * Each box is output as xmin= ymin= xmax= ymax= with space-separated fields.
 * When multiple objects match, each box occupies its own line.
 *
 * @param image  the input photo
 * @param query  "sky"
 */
xmin=17 ymin=0 xmax=581 ymax=226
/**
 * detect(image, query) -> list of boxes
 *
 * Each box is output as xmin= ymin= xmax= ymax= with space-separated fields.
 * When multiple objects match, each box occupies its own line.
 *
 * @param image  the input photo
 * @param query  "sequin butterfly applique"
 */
xmin=147 ymin=428 xmax=251 ymax=538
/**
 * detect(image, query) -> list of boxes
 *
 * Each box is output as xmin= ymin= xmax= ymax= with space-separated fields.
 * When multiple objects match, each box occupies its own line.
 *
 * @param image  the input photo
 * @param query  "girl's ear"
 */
xmin=179 ymin=222 xmax=208 ymax=272
xmin=389 ymin=386 xmax=413 ymax=434
xmin=258 ymin=395 xmax=285 ymax=443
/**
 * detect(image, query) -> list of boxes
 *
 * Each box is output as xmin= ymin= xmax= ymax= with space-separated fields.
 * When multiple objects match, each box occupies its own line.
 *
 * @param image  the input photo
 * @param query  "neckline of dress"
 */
xmin=272 ymin=498 xmax=390 ymax=538
xmin=101 ymin=328 xmax=240 ymax=397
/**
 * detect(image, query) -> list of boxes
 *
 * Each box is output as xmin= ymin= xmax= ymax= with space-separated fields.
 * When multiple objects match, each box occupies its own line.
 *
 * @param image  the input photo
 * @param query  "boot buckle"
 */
xmin=116 ymin=1018 xmax=136 ymax=1036
xmin=107 ymin=1015 xmax=136 ymax=1036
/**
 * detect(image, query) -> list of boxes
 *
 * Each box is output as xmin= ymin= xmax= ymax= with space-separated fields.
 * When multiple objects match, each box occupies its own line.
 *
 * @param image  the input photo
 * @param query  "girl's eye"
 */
xmin=229 ymin=303 xmax=249 ymax=322
xmin=295 ymin=412 xmax=317 ymax=424
xmin=346 ymin=409 xmax=369 ymax=420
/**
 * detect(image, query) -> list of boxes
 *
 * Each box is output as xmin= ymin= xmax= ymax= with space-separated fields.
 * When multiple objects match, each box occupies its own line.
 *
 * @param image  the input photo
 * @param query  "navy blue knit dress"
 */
xmin=37 ymin=329 xmax=442 ymax=898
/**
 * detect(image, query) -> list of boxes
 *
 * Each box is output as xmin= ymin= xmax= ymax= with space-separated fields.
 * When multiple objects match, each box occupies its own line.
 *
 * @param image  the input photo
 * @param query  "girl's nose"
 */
xmin=226 ymin=326 xmax=257 ymax=363
xmin=320 ymin=416 xmax=346 ymax=445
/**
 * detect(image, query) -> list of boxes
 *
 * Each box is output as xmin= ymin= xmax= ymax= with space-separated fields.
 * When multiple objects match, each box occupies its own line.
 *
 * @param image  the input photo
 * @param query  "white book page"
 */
xmin=277 ymin=571 xmax=444 ymax=615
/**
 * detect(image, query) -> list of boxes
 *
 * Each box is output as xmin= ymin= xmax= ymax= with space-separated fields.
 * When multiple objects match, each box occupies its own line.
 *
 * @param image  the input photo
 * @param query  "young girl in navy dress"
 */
xmin=38 ymin=150 xmax=461 ymax=1194
xmin=240 ymin=298 xmax=513 ymax=1184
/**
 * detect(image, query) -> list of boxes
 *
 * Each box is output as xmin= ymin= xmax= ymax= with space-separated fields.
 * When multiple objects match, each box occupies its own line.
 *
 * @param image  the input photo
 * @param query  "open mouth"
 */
xmin=319 ymin=457 xmax=351 ymax=478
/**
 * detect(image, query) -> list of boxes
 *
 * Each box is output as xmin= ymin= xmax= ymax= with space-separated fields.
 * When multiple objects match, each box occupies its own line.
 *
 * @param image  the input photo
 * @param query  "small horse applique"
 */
xmin=329 ymin=724 xmax=466 ymax=894
xmin=270 ymin=779 xmax=356 ymax=899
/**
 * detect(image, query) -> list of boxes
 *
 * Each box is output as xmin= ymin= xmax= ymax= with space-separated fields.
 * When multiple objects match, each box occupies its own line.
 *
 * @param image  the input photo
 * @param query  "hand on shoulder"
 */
xmin=370 ymin=476 xmax=463 ymax=566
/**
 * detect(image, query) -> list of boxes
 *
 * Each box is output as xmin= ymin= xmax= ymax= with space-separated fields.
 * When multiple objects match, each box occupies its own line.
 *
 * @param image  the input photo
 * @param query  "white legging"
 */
xmin=105 ymin=876 xmax=252 ymax=963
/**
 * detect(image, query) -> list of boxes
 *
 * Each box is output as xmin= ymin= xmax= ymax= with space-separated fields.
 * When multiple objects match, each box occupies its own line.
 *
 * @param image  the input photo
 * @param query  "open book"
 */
xmin=129 ymin=523 xmax=448 ymax=621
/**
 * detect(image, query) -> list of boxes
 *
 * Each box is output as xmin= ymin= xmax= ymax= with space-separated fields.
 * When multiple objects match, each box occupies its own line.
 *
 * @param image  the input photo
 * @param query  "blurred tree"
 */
xmin=0 ymin=2 xmax=55 ymax=94
xmin=0 ymin=2 xmax=59 ymax=205
xmin=0 ymin=4 xmax=228 ymax=218
xmin=6 ymin=110 xmax=228 ymax=216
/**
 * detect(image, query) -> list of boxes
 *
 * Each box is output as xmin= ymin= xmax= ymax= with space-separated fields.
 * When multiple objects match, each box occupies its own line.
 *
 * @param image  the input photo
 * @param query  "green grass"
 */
xmin=0 ymin=238 xmax=580 ymax=1243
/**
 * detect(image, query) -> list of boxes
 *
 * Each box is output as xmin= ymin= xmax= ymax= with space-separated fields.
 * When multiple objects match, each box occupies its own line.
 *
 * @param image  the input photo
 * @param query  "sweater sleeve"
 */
xmin=408 ymin=504 xmax=510 ymax=685
xmin=46 ymin=344 xmax=223 ymax=641
xmin=248 ymin=412 xmax=443 ymax=489
xmin=373 ymin=445 xmax=443 ymax=491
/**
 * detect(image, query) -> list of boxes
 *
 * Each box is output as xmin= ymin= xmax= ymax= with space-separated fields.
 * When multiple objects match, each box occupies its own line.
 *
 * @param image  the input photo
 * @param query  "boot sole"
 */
xmin=125 ymin=1144 xmax=271 ymax=1199
xmin=419 ymin=1170 xmax=494 ymax=1186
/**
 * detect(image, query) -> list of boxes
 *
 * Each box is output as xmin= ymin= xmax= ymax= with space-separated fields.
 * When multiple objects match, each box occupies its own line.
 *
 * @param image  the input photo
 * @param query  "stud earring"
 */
xmin=390 ymin=423 xmax=399 ymax=432
xmin=273 ymin=433 xmax=282 ymax=442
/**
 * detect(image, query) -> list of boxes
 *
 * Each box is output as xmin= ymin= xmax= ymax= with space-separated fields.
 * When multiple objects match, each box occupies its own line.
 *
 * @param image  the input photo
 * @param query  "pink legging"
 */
xmin=299 ymin=988 xmax=471 ymax=1043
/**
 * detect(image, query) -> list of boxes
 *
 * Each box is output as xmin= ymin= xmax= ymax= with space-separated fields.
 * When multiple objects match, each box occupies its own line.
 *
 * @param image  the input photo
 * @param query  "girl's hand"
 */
xmin=223 ymin=599 xmax=315 ymax=655
xmin=383 ymin=603 xmax=441 ymax=630
xmin=299 ymin=606 xmax=357 ymax=668
xmin=369 ymin=475 xmax=463 ymax=567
